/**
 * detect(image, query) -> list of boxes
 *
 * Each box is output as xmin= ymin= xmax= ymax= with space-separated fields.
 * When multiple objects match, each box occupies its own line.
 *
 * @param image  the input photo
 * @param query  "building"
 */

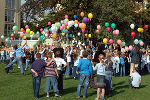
xmin=0 ymin=0 xmax=21 ymax=39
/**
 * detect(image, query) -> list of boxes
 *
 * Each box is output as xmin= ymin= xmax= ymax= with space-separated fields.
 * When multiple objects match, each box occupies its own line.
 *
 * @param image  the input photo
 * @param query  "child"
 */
xmin=0 ymin=46 xmax=5 ymax=63
xmin=146 ymin=51 xmax=150 ymax=74
xmin=120 ymin=53 xmax=125 ymax=77
xmin=45 ymin=52 xmax=60 ymax=98
xmin=25 ymin=50 xmax=31 ymax=70
xmin=30 ymin=53 xmax=52 ymax=98
xmin=54 ymin=51 xmax=67 ymax=91
xmin=76 ymin=50 xmax=92 ymax=98
xmin=93 ymin=54 xmax=107 ymax=100
xmin=114 ymin=53 xmax=120 ymax=76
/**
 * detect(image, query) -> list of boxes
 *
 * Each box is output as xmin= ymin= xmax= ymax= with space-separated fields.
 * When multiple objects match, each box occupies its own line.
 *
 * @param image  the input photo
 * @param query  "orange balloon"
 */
xmin=141 ymin=28 xmax=144 ymax=33
xmin=52 ymin=33 xmax=57 ymax=39
xmin=81 ymin=23 xmax=86 ymax=29
xmin=10 ymin=37 xmax=13 ymax=40
xmin=80 ymin=12 xmax=84 ymax=17
xmin=20 ymin=28 xmax=24 ymax=32
xmin=74 ymin=20 xmax=78 ymax=23
xmin=85 ymin=34 xmax=88 ymax=37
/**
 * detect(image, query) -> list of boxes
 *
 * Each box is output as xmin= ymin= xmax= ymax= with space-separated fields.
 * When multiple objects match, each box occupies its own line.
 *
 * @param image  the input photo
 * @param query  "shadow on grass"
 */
xmin=113 ymin=81 xmax=126 ymax=87
xmin=63 ymin=87 xmax=77 ymax=95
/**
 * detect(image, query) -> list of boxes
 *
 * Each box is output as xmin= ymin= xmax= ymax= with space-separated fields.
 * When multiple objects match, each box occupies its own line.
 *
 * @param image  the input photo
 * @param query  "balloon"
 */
xmin=129 ymin=45 xmax=133 ymax=50
xmin=134 ymin=39 xmax=139 ymax=44
xmin=62 ymin=29 xmax=65 ymax=33
xmin=64 ymin=21 xmax=68 ymax=26
xmin=13 ymin=26 xmax=18 ymax=31
xmin=117 ymin=39 xmax=122 ymax=45
xmin=131 ymin=32 xmax=135 ymax=37
xmin=78 ymin=32 xmax=81 ymax=36
xmin=11 ymin=33 xmax=14 ymax=37
xmin=97 ymin=25 xmax=101 ymax=30
xmin=45 ymin=33 xmax=48 ymax=37
xmin=65 ymin=15 xmax=68 ymax=19
xmin=96 ymin=30 xmax=99 ymax=33
xmin=130 ymin=24 xmax=135 ymax=29
xmin=24 ymin=36 xmax=26 ymax=40
xmin=48 ymin=22 xmax=51 ymax=26
xmin=7 ymin=37 xmax=10 ymax=40
xmin=105 ymin=22 xmax=109 ymax=27
xmin=66 ymin=34 xmax=68 ymax=37
xmin=60 ymin=26 xmax=63 ymax=31
xmin=65 ymin=29 xmax=68 ymax=34
xmin=103 ymin=38 xmax=108 ymax=44
xmin=74 ymin=23 xmax=78 ymax=28
xmin=51 ymin=26 xmax=58 ymax=33
xmin=107 ymin=27 xmax=111 ymax=32
xmin=111 ymin=23 xmax=116 ymax=29
xmin=1 ymin=35 xmax=4 ymax=39
xmin=88 ymin=13 xmax=93 ymax=19
xmin=137 ymin=28 xmax=141 ymax=32
xmin=25 ymin=25 xmax=29 ymax=29
xmin=46 ymin=29 xmax=49 ymax=33
xmin=140 ymin=28 xmax=144 ymax=33
xmin=37 ymin=31 xmax=40 ymax=35
xmin=69 ymin=34 xmax=72 ymax=37
xmin=23 ymin=30 xmax=26 ymax=34
xmin=80 ymin=12 xmax=84 ymax=17
xmin=40 ymin=28 xmax=43 ymax=32
xmin=145 ymin=25 xmax=148 ymax=29
xmin=88 ymin=18 xmax=90 ymax=22
xmin=74 ymin=20 xmax=78 ymax=23
xmin=19 ymin=33 xmax=24 ymax=38
xmin=139 ymin=40 xmax=142 ymax=44
xmin=56 ymin=22 xmax=61 ymax=27
xmin=125 ymin=46 xmax=129 ymax=52
xmin=10 ymin=37 xmax=13 ymax=40
xmin=121 ymin=42 xmax=126 ymax=47
xmin=20 ymin=28 xmax=24 ymax=32
xmin=109 ymin=39 xmax=113 ymax=44
xmin=5 ymin=38 xmax=8 ymax=42
xmin=52 ymin=33 xmax=57 ymax=39
xmin=67 ymin=26 xmax=70 ymax=29
xmin=73 ymin=15 xmax=77 ymax=19
xmin=65 ymin=19 xmax=69 ymax=22
xmin=81 ymin=23 xmax=86 ymax=29
xmin=88 ymin=34 xmax=91 ymax=38
xmin=61 ymin=33 xmax=65 ymax=36
xmin=40 ymin=35 xmax=44 ymax=40
xmin=85 ymin=34 xmax=88 ymax=37
xmin=115 ymin=29 xmax=119 ymax=35
xmin=83 ymin=17 xmax=88 ymax=23
xmin=113 ymin=30 xmax=117 ymax=35
xmin=140 ymin=41 xmax=144 ymax=46
xmin=82 ymin=29 xmax=85 ymax=33
xmin=26 ymin=28 xmax=30 ymax=33
xmin=30 ymin=31 xmax=33 ymax=35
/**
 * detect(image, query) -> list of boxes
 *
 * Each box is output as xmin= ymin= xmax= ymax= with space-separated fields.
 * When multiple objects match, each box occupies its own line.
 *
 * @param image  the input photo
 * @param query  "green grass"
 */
xmin=0 ymin=63 xmax=150 ymax=100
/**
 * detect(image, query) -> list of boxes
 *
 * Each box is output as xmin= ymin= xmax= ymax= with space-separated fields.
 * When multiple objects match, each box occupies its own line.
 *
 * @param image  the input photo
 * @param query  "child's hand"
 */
xmin=57 ymin=74 xmax=59 ymax=79
xmin=35 ymin=73 xmax=38 ymax=77
xmin=76 ymin=71 xmax=80 ymax=74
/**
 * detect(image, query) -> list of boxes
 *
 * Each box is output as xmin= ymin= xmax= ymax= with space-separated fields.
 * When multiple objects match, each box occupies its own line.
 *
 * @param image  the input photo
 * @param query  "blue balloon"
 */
xmin=49 ymin=28 xmax=51 ymax=32
xmin=66 ymin=34 xmax=68 ymax=37
xmin=8 ymin=37 xmax=10 ymax=40
xmin=44 ymin=28 xmax=46 ymax=32
xmin=40 ymin=35 xmax=44 ymax=40
xmin=69 ymin=34 xmax=72 ymax=37
xmin=73 ymin=15 xmax=77 ymax=19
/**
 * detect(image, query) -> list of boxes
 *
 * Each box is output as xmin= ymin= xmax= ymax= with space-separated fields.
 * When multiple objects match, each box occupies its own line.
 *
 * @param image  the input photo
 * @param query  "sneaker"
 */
xmin=83 ymin=96 xmax=86 ymax=98
xmin=46 ymin=94 xmax=49 ymax=98
xmin=55 ymin=93 xmax=61 ymax=97
xmin=76 ymin=96 xmax=80 ymax=99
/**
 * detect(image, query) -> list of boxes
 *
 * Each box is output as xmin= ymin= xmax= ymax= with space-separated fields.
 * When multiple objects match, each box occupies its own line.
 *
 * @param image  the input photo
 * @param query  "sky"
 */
xmin=21 ymin=0 xmax=25 ymax=5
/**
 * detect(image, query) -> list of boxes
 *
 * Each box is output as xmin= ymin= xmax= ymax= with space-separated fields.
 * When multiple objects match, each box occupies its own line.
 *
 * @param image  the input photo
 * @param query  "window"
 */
xmin=5 ymin=10 xmax=14 ymax=22
xmin=5 ymin=0 xmax=15 ymax=9
xmin=4 ymin=24 xmax=14 ymax=36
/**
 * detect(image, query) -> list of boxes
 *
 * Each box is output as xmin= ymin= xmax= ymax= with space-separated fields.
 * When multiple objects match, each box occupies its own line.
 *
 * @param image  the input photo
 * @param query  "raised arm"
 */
xmin=22 ymin=40 xmax=27 ymax=48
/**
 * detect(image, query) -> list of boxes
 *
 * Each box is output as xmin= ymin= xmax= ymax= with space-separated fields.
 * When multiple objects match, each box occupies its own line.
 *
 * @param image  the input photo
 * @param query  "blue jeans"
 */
xmin=45 ymin=76 xmax=59 ymax=92
xmin=0 ymin=55 xmax=5 ymax=62
xmin=120 ymin=63 xmax=125 ymax=77
xmin=25 ymin=59 xmax=31 ymax=70
xmin=33 ymin=76 xmax=41 ymax=98
xmin=5 ymin=57 xmax=24 ymax=74
xmin=65 ymin=62 xmax=71 ymax=76
xmin=106 ymin=75 xmax=112 ymax=90
xmin=57 ymin=70 xmax=63 ymax=90
xmin=141 ymin=61 xmax=145 ymax=69
xmin=116 ymin=63 xmax=119 ymax=74
xmin=77 ymin=74 xmax=90 ymax=97
xmin=72 ymin=66 xmax=77 ymax=77
xmin=147 ymin=63 xmax=150 ymax=74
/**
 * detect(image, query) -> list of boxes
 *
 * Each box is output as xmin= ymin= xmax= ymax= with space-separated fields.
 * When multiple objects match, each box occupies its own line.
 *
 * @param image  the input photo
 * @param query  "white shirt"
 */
xmin=10 ymin=51 xmax=15 ymax=58
xmin=54 ymin=57 xmax=67 ymax=70
xmin=131 ymin=72 xmax=141 ymax=87
xmin=147 ymin=55 xmax=150 ymax=63
xmin=67 ymin=50 xmax=72 ymax=62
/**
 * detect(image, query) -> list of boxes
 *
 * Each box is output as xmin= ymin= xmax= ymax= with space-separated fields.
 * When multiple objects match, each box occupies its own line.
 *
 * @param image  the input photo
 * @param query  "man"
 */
xmin=129 ymin=67 xmax=141 ymax=88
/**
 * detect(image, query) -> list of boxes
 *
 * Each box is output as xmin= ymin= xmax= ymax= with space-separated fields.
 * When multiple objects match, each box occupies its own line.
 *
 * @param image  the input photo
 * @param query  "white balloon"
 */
xmin=30 ymin=35 xmax=33 ymax=38
xmin=1 ymin=35 xmax=4 ymax=39
xmin=134 ymin=39 xmax=139 ymax=44
xmin=68 ymin=21 xmax=72 ymax=27
xmin=45 ymin=33 xmax=48 ymax=37
xmin=74 ymin=23 xmax=78 ymax=28
xmin=51 ymin=26 xmax=57 ymax=33
xmin=5 ymin=38 xmax=8 ymax=42
xmin=78 ymin=32 xmax=81 ymax=36
xmin=130 ymin=24 xmax=135 ymax=29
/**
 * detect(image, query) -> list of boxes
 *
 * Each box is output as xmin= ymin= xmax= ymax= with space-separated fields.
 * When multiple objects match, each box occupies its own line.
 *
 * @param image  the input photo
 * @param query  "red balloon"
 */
xmin=131 ymin=32 xmax=135 ymax=37
xmin=145 ymin=25 xmax=148 ymax=29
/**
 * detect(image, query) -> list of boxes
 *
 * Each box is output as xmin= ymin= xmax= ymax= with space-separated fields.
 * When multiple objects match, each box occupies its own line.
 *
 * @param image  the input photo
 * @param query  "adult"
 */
xmin=130 ymin=45 xmax=141 ymax=76
xmin=5 ymin=41 xmax=27 ymax=75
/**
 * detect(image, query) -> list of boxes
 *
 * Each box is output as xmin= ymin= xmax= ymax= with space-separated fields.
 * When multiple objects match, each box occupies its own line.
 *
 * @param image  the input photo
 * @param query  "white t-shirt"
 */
xmin=131 ymin=72 xmax=141 ymax=87
xmin=54 ymin=57 xmax=67 ymax=70
xmin=10 ymin=51 xmax=15 ymax=58
xmin=67 ymin=50 xmax=72 ymax=62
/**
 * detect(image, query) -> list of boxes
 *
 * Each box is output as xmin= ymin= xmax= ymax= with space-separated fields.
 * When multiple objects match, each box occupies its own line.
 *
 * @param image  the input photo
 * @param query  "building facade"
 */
xmin=0 ymin=0 xmax=21 ymax=39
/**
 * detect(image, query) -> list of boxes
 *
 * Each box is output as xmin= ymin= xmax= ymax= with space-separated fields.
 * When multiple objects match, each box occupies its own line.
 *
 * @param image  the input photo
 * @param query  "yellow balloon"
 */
xmin=88 ymin=13 xmax=93 ymax=19
xmin=24 ymin=36 xmax=27 ymax=39
xmin=65 ymin=19 xmax=69 ymax=22
xmin=26 ymin=28 xmax=30 ymax=33
xmin=30 ymin=31 xmax=33 ymax=35
xmin=61 ymin=32 xmax=65 ymax=36
xmin=88 ymin=34 xmax=91 ymax=38
xmin=137 ymin=28 xmax=141 ymax=32
xmin=67 ymin=26 xmax=70 ymax=29
xmin=103 ymin=38 xmax=107 ymax=44
xmin=55 ymin=23 xmax=57 ymax=27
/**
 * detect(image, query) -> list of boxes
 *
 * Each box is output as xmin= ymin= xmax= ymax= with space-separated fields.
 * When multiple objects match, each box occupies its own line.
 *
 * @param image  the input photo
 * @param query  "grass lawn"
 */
xmin=0 ymin=63 xmax=150 ymax=100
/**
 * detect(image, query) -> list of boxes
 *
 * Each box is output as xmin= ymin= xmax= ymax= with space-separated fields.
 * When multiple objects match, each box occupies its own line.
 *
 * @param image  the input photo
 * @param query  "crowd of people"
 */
xmin=0 ymin=41 xmax=150 ymax=100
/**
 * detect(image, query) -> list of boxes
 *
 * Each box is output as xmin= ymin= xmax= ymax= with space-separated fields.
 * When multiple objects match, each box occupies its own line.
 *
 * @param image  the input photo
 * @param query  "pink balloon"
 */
xmin=96 ymin=30 xmax=99 ymax=33
xmin=97 ymin=25 xmax=101 ymax=30
xmin=40 ymin=28 xmax=43 ymax=32
xmin=48 ymin=22 xmax=51 ymax=26
xmin=46 ymin=29 xmax=49 ymax=33
xmin=115 ymin=29 xmax=119 ymax=35
xmin=11 ymin=33 xmax=14 ymax=37
xmin=107 ymin=27 xmax=111 ymax=32
xmin=61 ymin=20 xmax=63 ymax=24
xmin=19 ymin=33 xmax=24 ymax=38
xmin=82 ymin=29 xmax=85 ymax=33
xmin=113 ymin=30 xmax=117 ymax=35
xmin=129 ymin=45 xmax=133 ymax=50
xmin=23 ymin=30 xmax=26 ymax=34
xmin=65 ymin=15 xmax=68 ymax=19
xmin=62 ymin=24 xmax=65 ymax=28
xmin=117 ymin=39 xmax=122 ymax=45
xmin=140 ymin=41 xmax=144 ymax=46
xmin=64 ymin=21 xmax=68 ymax=26
xmin=109 ymin=39 xmax=113 ymax=44
xmin=125 ymin=46 xmax=129 ymax=52
xmin=25 ymin=25 xmax=29 ymax=29
xmin=60 ymin=26 xmax=64 ymax=31
xmin=79 ymin=23 xmax=82 ymax=28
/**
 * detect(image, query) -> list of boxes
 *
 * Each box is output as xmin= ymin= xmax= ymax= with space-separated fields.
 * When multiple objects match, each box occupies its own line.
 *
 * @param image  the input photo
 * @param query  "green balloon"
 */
xmin=121 ymin=42 xmax=126 ymax=47
xmin=139 ymin=40 xmax=142 ymax=44
xmin=62 ymin=29 xmax=65 ymax=33
xmin=56 ymin=22 xmax=61 ymax=27
xmin=13 ymin=26 xmax=18 ymax=31
xmin=111 ymin=23 xmax=116 ymax=29
xmin=105 ymin=22 xmax=109 ymax=27
xmin=69 ymin=34 xmax=72 ymax=37
xmin=36 ymin=31 xmax=40 ymax=35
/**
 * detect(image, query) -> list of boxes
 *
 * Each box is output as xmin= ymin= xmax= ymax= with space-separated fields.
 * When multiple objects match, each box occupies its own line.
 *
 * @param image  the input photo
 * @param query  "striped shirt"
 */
xmin=45 ymin=60 xmax=57 ymax=76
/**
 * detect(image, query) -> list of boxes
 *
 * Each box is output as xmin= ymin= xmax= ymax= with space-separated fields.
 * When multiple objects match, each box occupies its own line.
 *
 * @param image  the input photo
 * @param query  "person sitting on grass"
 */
xmin=128 ymin=67 xmax=141 ymax=89
xmin=31 ymin=53 xmax=54 ymax=98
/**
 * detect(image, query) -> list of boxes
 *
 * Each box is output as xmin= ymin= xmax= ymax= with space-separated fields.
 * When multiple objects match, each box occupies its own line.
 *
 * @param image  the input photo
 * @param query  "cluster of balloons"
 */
xmin=134 ymin=39 xmax=144 ymax=46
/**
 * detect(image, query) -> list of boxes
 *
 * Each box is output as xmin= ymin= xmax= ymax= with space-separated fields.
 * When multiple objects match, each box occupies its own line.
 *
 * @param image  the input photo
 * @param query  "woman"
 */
xmin=5 ymin=41 xmax=27 ymax=75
